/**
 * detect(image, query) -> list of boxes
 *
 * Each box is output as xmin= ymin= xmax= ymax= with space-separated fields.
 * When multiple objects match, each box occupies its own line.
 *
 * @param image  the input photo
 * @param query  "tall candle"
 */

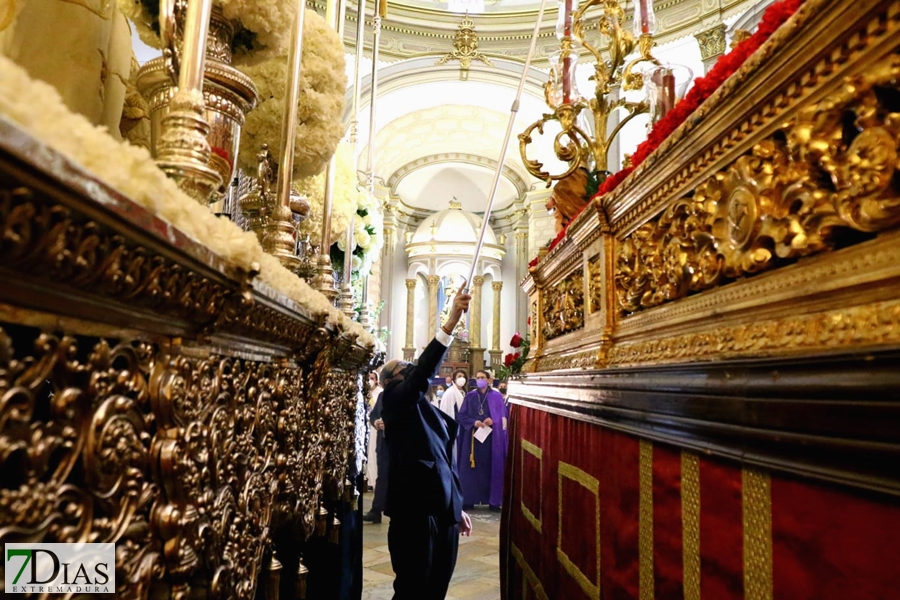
xmin=562 ymin=0 xmax=574 ymax=103
xmin=639 ymin=0 xmax=650 ymax=34
xmin=661 ymin=68 xmax=675 ymax=117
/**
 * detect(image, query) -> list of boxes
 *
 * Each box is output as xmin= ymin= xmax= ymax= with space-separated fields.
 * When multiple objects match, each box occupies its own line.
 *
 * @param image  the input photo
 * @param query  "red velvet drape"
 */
xmin=501 ymin=404 xmax=900 ymax=600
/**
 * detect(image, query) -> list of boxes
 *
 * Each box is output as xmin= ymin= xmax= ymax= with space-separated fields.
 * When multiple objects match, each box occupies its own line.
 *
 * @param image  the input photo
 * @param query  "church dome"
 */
xmin=410 ymin=202 xmax=498 ymax=245
xmin=405 ymin=200 xmax=504 ymax=263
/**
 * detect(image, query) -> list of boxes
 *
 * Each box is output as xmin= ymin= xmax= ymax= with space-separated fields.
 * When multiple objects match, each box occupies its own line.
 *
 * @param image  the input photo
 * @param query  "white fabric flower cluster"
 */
xmin=116 ymin=0 xmax=296 ymax=64
xmin=294 ymin=142 xmax=384 ymax=278
xmin=0 ymin=55 xmax=373 ymax=346
xmin=237 ymin=9 xmax=346 ymax=179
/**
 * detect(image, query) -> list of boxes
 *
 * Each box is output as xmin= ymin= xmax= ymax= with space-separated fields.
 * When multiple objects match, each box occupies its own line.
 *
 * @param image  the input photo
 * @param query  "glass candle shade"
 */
xmin=548 ymin=49 xmax=581 ymax=106
xmin=633 ymin=0 xmax=657 ymax=36
xmin=645 ymin=64 xmax=692 ymax=123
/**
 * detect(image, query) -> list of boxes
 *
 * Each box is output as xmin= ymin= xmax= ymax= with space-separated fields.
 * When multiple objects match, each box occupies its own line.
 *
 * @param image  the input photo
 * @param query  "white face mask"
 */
xmin=455 ymin=376 xmax=467 ymax=388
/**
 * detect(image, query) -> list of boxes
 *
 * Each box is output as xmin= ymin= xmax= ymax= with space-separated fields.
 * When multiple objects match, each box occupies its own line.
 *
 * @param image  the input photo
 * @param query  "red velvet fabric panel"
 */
xmin=699 ymin=456 xmax=743 ymax=600
xmin=652 ymin=443 xmax=684 ymax=598
xmin=556 ymin=412 xmax=605 ymax=600
xmin=599 ymin=428 xmax=641 ymax=600
xmin=771 ymin=475 xmax=900 ymax=600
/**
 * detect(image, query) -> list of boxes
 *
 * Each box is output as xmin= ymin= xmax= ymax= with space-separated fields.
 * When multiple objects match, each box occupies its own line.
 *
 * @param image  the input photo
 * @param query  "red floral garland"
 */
xmin=528 ymin=0 xmax=804 ymax=270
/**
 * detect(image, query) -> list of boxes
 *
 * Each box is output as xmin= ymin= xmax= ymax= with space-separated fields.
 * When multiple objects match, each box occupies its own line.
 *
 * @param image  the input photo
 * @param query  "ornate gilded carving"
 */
xmin=615 ymin=55 xmax=900 ymax=314
xmin=0 ymin=184 xmax=232 ymax=323
xmin=0 ymin=324 xmax=365 ymax=598
xmin=436 ymin=15 xmax=493 ymax=71
xmin=694 ymin=24 xmax=727 ymax=61
xmin=609 ymin=297 xmax=900 ymax=366
xmin=587 ymin=255 xmax=603 ymax=314
xmin=541 ymin=273 xmax=584 ymax=340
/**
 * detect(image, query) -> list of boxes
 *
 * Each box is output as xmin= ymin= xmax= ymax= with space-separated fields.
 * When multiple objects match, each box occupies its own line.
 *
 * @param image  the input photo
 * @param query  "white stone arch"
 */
xmin=343 ymin=56 xmax=549 ymax=126
xmin=436 ymin=260 xmax=472 ymax=279
xmin=407 ymin=261 xmax=430 ymax=279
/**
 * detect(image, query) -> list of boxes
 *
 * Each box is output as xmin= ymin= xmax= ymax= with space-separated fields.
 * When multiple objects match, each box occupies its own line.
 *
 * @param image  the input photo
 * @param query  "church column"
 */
xmin=694 ymin=23 xmax=727 ymax=74
xmin=469 ymin=275 xmax=485 ymax=374
xmin=378 ymin=217 xmax=395 ymax=331
xmin=514 ymin=229 xmax=529 ymax=334
xmin=426 ymin=275 xmax=440 ymax=337
xmin=490 ymin=281 xmax=503 ymax=369
xmin=403 ymin=278 xmax=417 ymax=360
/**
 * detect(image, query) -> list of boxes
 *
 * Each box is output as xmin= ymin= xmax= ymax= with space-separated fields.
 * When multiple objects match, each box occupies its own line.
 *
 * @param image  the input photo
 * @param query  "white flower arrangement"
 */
xmin=236 ymin=9 xmax=346 ymax=179
xmin=117 ymin=0 xmax=296 ymax=64
xmin=0 ymin=55 xmax=373 ymax=346
xmin=294 ymin=142 xmax=384 ymax=278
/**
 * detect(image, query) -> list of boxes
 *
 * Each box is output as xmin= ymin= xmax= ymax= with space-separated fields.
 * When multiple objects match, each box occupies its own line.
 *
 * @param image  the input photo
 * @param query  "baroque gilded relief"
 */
xmin=0 ymin=323 xmax=364 ymax=599
xmin=542 ymin=272 xmax=584 ymax=340
xmin=615 ymin=54 xmax=900 ymax=314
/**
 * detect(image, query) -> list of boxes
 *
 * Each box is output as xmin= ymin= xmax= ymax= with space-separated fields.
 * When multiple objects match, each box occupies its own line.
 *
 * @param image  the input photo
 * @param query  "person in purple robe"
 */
xmin=456 ymin=369 xmax=508 ymax=510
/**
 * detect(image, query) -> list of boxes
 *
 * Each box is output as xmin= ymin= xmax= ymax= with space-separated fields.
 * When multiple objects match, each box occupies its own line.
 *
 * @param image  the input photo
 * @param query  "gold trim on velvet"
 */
xmin=639 ymin=440 xmax=654 ymax=600
xmin=742 ymin=468 xmax=773 ymax=600
xmin=557 ymin=461 xmax=601 ymax=600
xmin=681 ymin=451 xmax=701 ymax=600
xmin=511 ymin=542 xmax=551 ymax=600
xmin=521 ymin=439 xmax=543 ymax=533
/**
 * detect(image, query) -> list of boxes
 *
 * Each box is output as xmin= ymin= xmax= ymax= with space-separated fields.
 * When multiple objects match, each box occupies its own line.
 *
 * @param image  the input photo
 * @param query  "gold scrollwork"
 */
xmin=588 ymin=255 xmax=603 ymax=314
xmin=615 ymin=55 xmax=900 ymax=314
xmin=0 ymin=323 xmax=364 ymax=598
xmin=542 ymin=273 xmax=584 ymax=340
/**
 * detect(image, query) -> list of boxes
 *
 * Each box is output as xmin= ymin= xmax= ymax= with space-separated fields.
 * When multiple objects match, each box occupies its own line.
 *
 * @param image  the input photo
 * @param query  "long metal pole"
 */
xmin=344 ymin=0 xmax=369 ymax=287
xmin=315 ymin=0 xmax=344 ymax=301
xmin=177 ymin=0 xmax=213 ymax=92
xmin=275 ymin=0 xmax=307 ymax=209
xmin=366 ymin=3 xmax=383 ymax=197
xmin=465 ymin=0 xmax=549 ymax=289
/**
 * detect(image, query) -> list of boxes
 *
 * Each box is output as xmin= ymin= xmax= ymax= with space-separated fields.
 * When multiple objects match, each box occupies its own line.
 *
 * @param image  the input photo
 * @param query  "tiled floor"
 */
xmin=361 ymin=496 xmax=502 ymax=600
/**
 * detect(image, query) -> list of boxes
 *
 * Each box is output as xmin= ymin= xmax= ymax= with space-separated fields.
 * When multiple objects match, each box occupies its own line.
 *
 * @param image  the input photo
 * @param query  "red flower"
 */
xmin=510 ymin=332 xmax=524 ymax=348
xmin=504 ymin=353 xmax=516 ymax=367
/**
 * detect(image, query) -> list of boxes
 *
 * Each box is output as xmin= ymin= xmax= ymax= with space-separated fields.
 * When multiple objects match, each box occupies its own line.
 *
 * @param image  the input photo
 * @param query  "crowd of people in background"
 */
xmin=363 ymin=367 xmax=511 ymax=523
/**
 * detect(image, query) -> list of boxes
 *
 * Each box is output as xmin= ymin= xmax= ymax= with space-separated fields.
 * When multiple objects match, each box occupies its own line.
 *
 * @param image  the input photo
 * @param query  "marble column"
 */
xmin=490 ymin=280 xmax=503 ymax=370
xmin=380 ymin=214 xmax=396 ymax=331
xmin=695 ymin=23 xmax=727 ymax=74
xmin=469 ymin=275 xmax=485 ymax=374
xmin=426 ymin=274 xmax=440 ymax=338
xmin=514 ymin=229 xmax=529 ymax=334
xmin=403 ymin=278 xmax=417 ymax=360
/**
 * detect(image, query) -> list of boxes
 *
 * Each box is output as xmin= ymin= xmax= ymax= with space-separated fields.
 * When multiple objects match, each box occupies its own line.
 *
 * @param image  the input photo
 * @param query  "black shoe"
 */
xmin=489 ymin=505 xmax=501 ymax=512
xmin=362 ymin=511 xmax=382 ymax=523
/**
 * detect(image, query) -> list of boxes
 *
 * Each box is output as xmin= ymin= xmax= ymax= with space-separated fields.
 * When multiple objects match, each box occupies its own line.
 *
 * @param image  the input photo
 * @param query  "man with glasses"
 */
xmin=380 ymin=285 xmax=474 ymax=600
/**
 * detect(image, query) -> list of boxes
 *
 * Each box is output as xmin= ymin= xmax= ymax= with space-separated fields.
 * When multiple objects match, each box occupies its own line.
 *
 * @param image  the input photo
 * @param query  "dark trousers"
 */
xmin=372 ymin=444 xmax=390 ymax=512
xmin=387 ymin=513 xmax=459 ymax=600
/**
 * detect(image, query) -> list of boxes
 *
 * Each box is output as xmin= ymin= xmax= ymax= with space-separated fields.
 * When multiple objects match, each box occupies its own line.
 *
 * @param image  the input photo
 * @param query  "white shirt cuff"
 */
xmin=435 ymin=328 xmax=454 ymax=347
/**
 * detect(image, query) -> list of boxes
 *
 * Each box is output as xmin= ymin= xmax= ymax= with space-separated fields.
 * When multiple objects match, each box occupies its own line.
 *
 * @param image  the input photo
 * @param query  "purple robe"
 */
xmin=456 ymin=388 xmax=508 ymax=507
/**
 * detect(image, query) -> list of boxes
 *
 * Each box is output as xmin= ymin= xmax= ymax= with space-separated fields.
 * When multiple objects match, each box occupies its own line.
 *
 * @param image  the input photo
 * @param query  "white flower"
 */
xmin=355 ymin=229 xmax=371 ymax=250
xmin=351 ymin=255 xmax=362 ymax=271
xmin=237 ymin=9 xmax=346 ymax=179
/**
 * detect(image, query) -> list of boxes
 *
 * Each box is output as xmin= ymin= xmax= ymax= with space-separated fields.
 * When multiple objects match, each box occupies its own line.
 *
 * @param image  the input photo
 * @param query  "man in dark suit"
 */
xmin=380 ymin=285 xmax=473 ymax=600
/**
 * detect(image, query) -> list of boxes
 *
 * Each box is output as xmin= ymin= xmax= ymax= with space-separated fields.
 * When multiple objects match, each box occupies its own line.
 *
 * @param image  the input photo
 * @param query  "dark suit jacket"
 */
xmin=370 ymin=391 xmax=385 ymax=452
xmin=381 ymin=338 xmax=463 ymax=522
